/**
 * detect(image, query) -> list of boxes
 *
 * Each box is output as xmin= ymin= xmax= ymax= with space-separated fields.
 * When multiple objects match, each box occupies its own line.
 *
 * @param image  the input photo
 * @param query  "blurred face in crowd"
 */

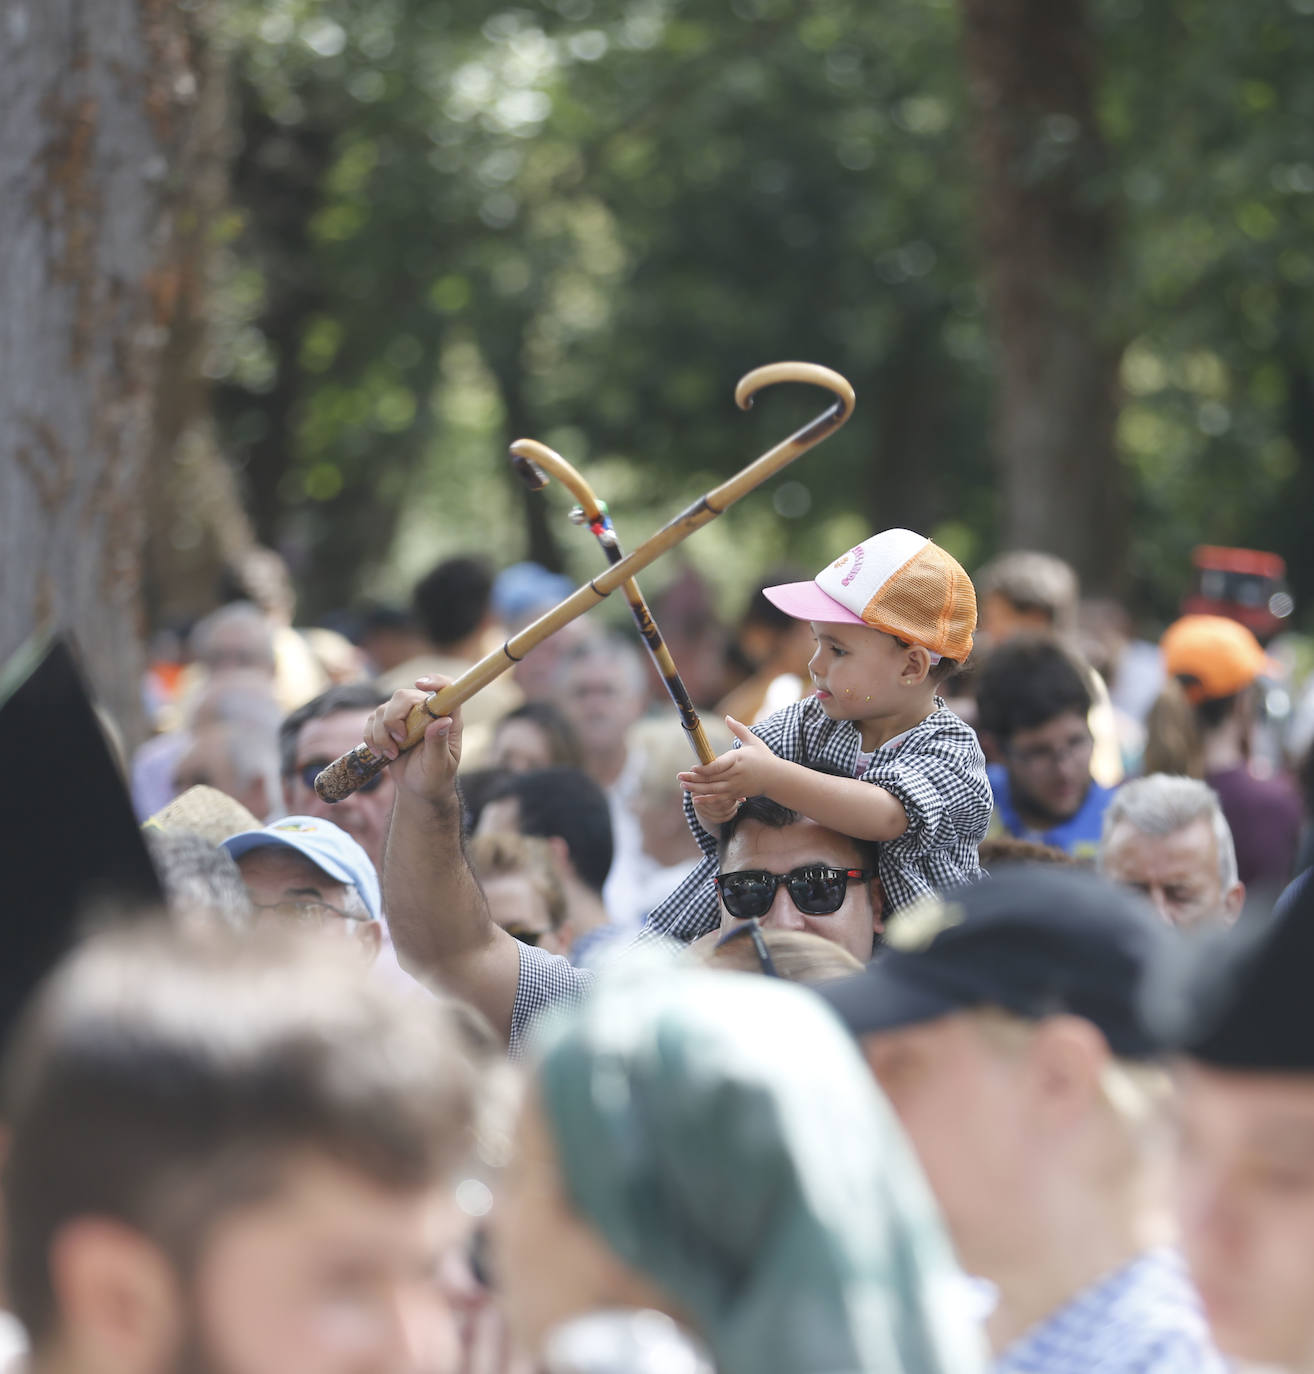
xmin=1176 ymin=1063 xmax=1314 ymax=1370
xmin=488 ymin=718 xmax=555 ymax=774
xmin=491 ymin=1092 xmax=677 ymax=1354
xmin=176 ymin=724 xmax=274 ymax=823
xmin=1102 ymin=818 xmax=1243 ymax=929
xmin=980 ymin=593 xmax=1053 ymax=644
xmin=481 ymin=872 xmax=564 ymax=956
xmin=283 ymin=711 xmax=396 ymax=873
xmin=858 ymin=1012 xmax=1035 ymax=1274
xmin=553 ymin=653 xmax=645 ymax=760
xmin=237 ymin=847 xmax=380 ymax=960
xmin=717 ymin=818 xmax=881 ymax=963
xmin=56 ymin=1153 xmax=471 ymax=1374
xmin=1003 ymin=710 xmax=1094 ymax=825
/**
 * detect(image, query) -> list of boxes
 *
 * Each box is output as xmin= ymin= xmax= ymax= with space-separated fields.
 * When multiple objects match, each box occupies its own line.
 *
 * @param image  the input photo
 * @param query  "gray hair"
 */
xmin=189 ymin=602 xmax=276 ymax=673
xmin=975 ymin=550 xmax=1079 ymax=634
xmin=1099 ymin=774 xmax=1239 ymax=892
xmin=555 ymin=631 xmax=648 ymax=697
xmin=144 ymin=830 xmax=253 ymax=931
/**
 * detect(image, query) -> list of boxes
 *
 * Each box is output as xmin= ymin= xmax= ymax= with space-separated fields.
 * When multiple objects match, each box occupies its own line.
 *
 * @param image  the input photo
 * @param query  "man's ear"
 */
xmin=866 ymin=876 xmax=886 ymax=939
xmin=1223 ymin=880 xmax=1245 ymax=925
xmin=1026 ymin=1016 xmax=1108 ymax=1126
xmin=50 ymin=1217 xmax=183 ymax=1374
xmin=355 ymin=920 xmax=384 ymax=962
xmin=543 ymin=835 xmax=578 ymax=885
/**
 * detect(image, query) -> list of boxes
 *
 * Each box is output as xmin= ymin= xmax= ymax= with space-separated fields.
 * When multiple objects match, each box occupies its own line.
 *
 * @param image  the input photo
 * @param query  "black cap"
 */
xmin=0 ymin=634 xmax=162 ymax=1049
xmin=1146 ymin=870 xmax=1314 ymax=1071
xmin=817 ymin=866 xmax=1170 ymax=1059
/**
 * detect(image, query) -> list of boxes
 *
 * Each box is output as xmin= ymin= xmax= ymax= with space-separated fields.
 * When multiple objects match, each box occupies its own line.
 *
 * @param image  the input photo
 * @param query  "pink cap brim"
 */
xmin=761 ymin=580 xmax=866 ymax=626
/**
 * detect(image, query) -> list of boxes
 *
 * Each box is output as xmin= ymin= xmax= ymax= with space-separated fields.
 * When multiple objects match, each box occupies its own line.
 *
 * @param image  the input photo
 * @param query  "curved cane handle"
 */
xmin=510 ymin=439 xmax=606 ymax=523
xmin=734 ymin=361 xmax=856 ymax=418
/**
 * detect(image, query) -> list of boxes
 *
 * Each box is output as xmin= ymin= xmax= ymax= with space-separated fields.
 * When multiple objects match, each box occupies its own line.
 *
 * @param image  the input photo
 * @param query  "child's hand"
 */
xmin=679 ymin=717 xmax=779 ymax=804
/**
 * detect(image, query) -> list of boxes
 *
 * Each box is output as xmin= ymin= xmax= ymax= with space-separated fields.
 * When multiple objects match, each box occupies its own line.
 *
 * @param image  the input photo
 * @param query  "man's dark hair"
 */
xmin=2 ymin=926 xmax=477 ymax=1347
xmin=412 ymin=556 xmax=494 ymax=650
xmin=279 ymin=683 xmax=388 ymax=777
xmin=486 ymin=767 xmax=613 ymax=895
xmin=717 ymin=793 xmax=881 ymax=875
xmin=974 ymin=634 xmax=1093 ymax=742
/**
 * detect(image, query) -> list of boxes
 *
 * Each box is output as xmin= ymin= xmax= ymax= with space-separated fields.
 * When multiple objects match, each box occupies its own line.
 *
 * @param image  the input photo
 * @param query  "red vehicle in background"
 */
xmin=1182 ymin=546 xmax=1294 ymax=643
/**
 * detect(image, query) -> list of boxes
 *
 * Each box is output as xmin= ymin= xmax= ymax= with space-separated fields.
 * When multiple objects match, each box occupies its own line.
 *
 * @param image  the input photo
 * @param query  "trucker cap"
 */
xmin=762 ymin=529 xmax=975 ymax=662
xmin=817 ymin=867 xmax=1170 ymax=1060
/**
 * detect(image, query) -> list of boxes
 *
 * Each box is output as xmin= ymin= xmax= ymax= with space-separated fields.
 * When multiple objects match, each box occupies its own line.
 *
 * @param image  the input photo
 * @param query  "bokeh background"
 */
xmin=4 ymin=0 xmax=1314 ymax=740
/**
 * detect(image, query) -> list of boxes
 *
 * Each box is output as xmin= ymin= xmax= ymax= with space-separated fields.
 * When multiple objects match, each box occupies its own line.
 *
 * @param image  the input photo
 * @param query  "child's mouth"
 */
xmin=814 ymin=687 xmax=832 ymax=700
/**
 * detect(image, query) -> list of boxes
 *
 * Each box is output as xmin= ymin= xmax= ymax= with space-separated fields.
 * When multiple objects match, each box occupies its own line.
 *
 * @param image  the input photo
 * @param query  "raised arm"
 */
xmin=365 ymin=679 xmax=523 ymax=1039
xmin=679 ymin=716 xmax=909 ymax=842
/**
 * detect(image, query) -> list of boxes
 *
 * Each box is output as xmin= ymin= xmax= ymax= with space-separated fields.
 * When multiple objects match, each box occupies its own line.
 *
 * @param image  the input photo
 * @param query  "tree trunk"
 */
xmin=1 ymin=0 xmax=205 ymax=745
xmin=141 ymin=8 xmax=254 ymax=634
xmin=958 ymin=0 xmax=1125 ymax=593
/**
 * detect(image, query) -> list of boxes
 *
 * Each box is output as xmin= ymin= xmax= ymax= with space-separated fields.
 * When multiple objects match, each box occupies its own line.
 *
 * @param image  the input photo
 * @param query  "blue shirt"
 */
xmin=994 ymin=1247 xmax=1225 ymax=1374
xmin=987 ymin=764 xmax=1116 ymax=862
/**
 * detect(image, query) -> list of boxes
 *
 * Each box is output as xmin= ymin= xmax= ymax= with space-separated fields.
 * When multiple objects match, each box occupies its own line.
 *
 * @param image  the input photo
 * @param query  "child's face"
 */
xmin=807 ymin=621 xmax=923 ymax=723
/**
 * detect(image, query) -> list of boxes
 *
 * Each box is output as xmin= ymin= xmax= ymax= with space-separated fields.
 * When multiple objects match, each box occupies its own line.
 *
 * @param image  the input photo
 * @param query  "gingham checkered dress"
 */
xmin=641 ymin=695 xmax=991 ymax=947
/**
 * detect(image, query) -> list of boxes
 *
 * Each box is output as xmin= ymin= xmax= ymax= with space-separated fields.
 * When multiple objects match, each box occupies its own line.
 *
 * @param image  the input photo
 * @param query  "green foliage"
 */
xmin=211 ymin=0 xmax=1313 ymax=629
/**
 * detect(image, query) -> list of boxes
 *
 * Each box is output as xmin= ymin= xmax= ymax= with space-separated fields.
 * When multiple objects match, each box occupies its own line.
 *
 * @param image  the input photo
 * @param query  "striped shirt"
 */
xmin=994 ymin=1248 xmax=1226 ymax=1374
xmin=642 ymin=695 xmax=991 ymax=947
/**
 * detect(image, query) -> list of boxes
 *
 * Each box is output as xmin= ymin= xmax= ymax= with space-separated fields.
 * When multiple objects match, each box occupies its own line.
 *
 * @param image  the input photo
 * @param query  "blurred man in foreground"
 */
xmin=1099 ymin=774 xmax=1244 ymax=929
xmin=820 ymin=868 xmax=1224 ymax=1371
xmin=1161 ymin=878 xmax=1314 ymax=1370
xmin=2 ymin=925 xmax=482 ymax=1374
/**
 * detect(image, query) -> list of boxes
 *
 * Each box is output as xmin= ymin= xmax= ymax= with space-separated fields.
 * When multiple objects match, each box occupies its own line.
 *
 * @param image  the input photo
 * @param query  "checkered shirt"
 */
xmin=994 ymin=1248 xmax=1226 ymax=1374
xmin=509 ymin=941 xmax=595 ymax=1057
xmin=641 ymin=695 xmax=991 ymax=947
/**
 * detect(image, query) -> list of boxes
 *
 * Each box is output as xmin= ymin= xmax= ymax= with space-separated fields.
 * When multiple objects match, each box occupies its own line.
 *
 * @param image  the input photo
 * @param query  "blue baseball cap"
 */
xmin=492 ymin=561 xmax=575 ymax=625
xmin=221 ymin=816 xmax=381 ymax=922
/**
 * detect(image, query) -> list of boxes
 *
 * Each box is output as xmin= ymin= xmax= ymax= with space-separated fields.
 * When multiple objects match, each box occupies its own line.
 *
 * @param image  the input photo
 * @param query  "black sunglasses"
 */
xmin=714 ymin=865 xmax=873 ymax=920
xmin=713 ymin=919 xmax=781 ymax=977
xmin=297 ymin=761 xmax=386 ymax=795
xmin=503 ymin=924 xmax=544 ymax=947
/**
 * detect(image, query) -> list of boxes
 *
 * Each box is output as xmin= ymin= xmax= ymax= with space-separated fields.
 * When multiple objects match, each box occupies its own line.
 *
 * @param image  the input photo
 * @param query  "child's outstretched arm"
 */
xmin=678 ymin=716 xmax=910 ymax=842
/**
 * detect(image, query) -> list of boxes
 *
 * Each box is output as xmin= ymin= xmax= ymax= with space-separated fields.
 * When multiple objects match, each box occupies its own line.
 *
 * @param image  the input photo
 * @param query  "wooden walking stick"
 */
xmin=315 ymin=361 xmax=855 ymax=802
xmin=509 ymin=438 xmax=717 ymax=765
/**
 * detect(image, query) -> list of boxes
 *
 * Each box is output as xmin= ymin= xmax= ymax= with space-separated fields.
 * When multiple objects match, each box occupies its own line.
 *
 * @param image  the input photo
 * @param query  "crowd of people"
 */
xmin=7 ymin=530 xmax=1314 ymax=1374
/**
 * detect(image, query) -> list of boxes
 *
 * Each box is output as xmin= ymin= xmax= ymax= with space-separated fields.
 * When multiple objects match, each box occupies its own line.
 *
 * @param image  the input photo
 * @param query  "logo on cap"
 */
xmin=884 ymin=896 xmax=964 ymax=953
xmin=839 ymin=546 xmax=865 ymax=587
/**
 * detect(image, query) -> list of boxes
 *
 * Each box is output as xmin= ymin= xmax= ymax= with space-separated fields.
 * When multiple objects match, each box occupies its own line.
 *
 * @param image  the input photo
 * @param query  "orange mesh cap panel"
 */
xmin=860 ymin=544 xmax=977 ymax=661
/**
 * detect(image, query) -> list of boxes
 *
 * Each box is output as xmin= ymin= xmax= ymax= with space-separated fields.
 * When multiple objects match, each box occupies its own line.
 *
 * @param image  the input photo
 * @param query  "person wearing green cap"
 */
xmin=489 ymin=966 xmax=986 ymax=1374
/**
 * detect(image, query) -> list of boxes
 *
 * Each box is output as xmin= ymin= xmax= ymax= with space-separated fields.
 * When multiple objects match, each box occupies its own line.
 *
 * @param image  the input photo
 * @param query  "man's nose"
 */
xmin=1146 ymin=885 xmax=1172 ymax=923
xmin=383 ymin=1286 xmax=461 ymax=1374
xmin=760 ymin=882 xmax=806 ymax=931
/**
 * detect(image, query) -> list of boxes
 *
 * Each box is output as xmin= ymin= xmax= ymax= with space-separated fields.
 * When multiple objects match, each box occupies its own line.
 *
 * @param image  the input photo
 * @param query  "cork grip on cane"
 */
xmin=313 ymin=695 xmax=441 ymax=802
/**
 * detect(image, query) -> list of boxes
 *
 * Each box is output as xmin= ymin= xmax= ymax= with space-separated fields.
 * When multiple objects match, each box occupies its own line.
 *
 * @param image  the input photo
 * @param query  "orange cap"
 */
xmin=1160 ymin=615 xmax=1276 ymax=704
